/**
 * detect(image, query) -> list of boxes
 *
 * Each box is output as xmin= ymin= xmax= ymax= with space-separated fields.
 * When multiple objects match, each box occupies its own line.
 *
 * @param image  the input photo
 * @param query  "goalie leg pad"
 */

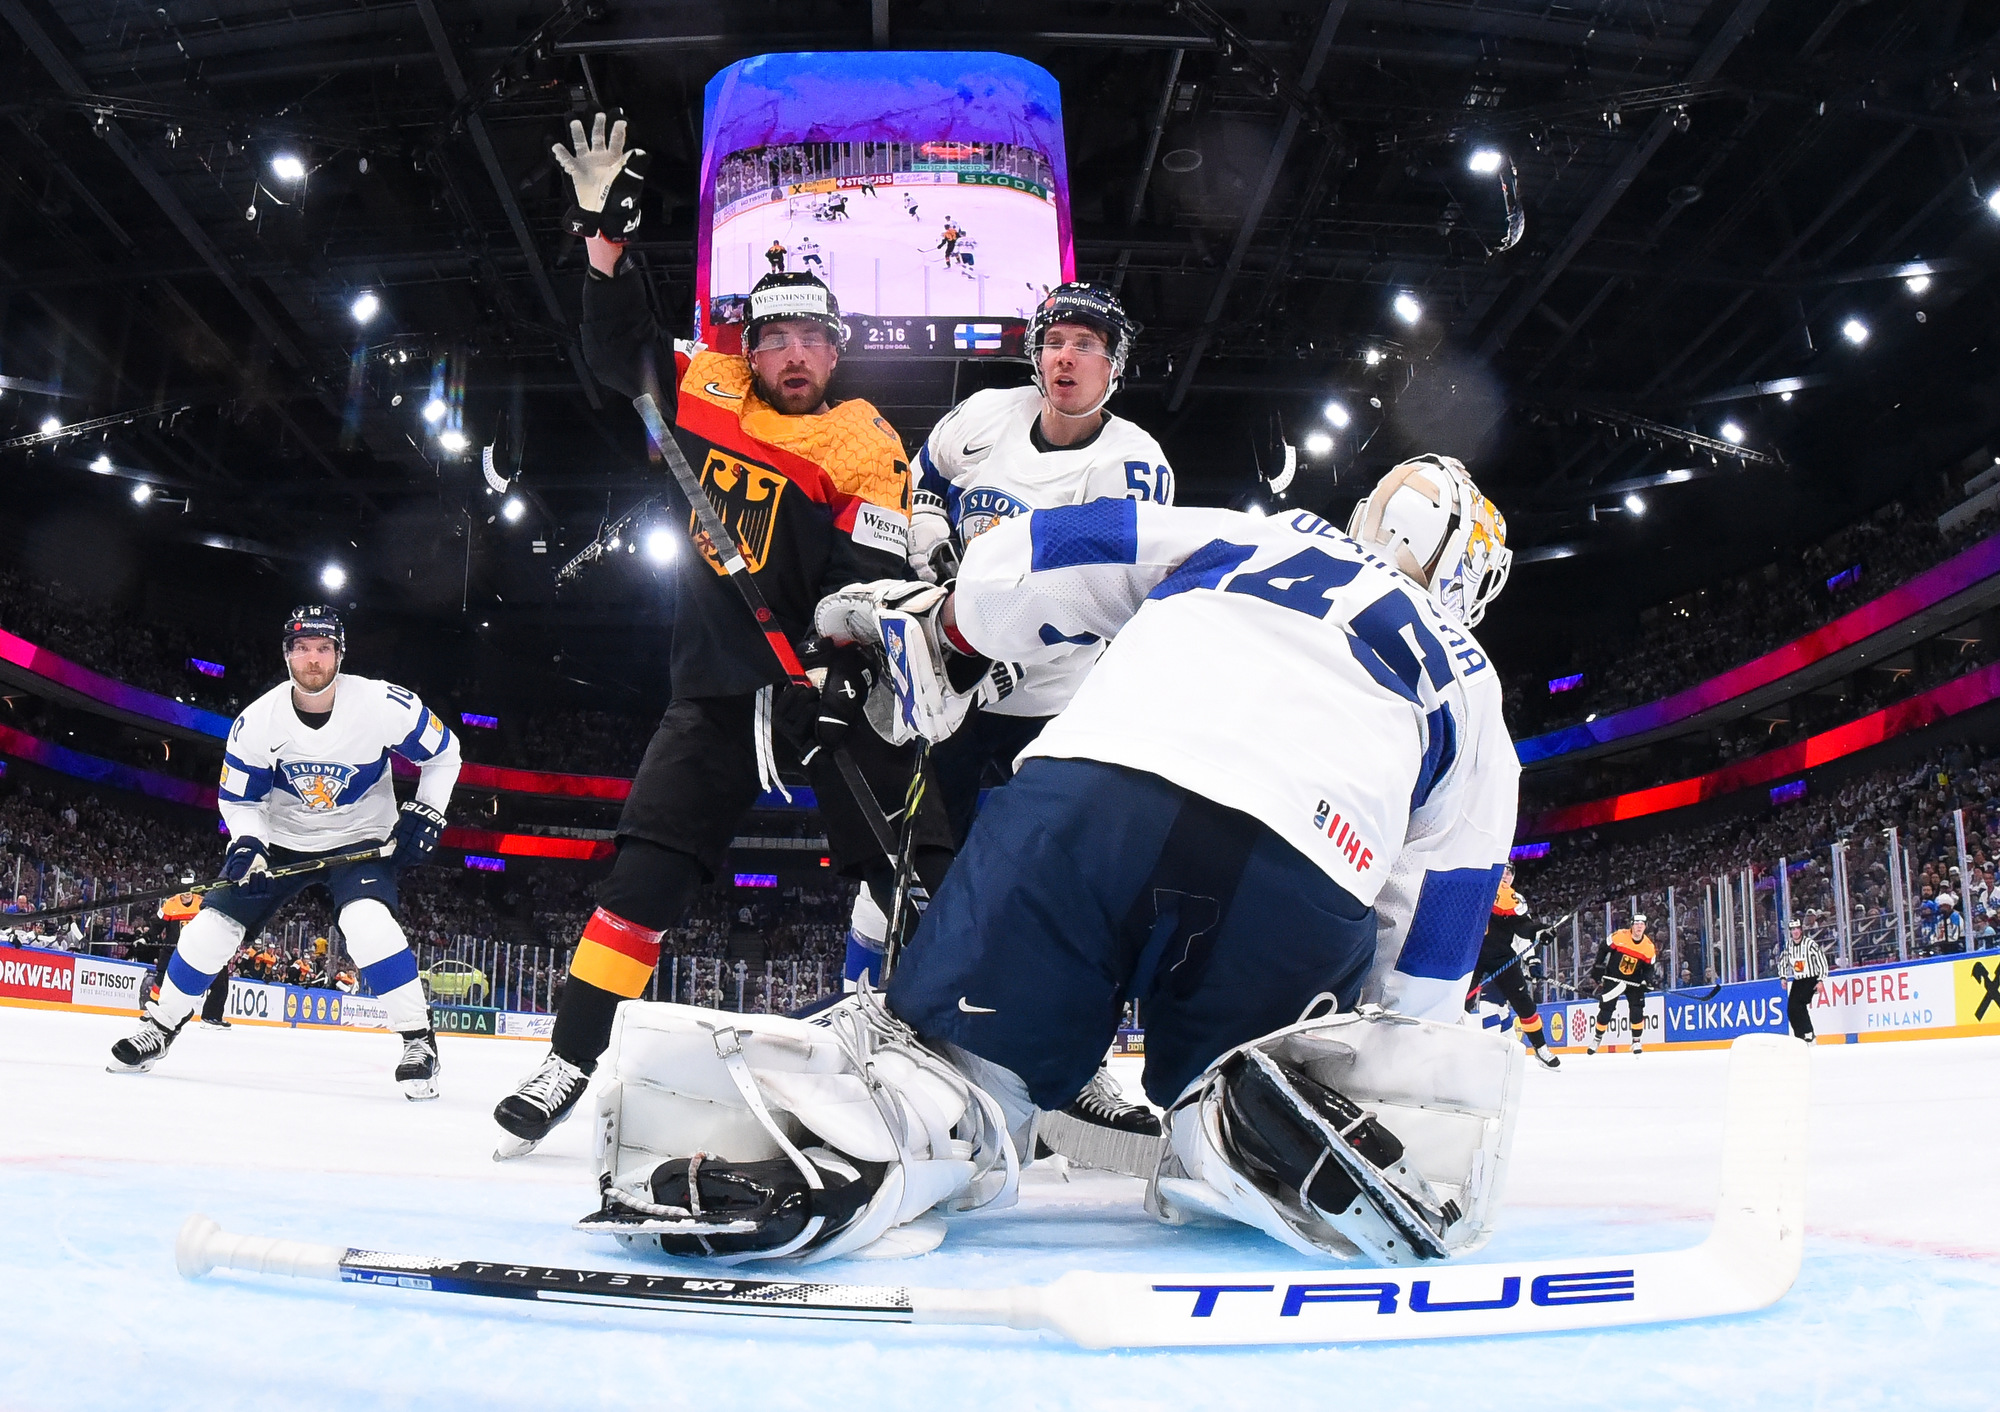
xmin=1151 ymin=1005 xmax=1522 ymax=1265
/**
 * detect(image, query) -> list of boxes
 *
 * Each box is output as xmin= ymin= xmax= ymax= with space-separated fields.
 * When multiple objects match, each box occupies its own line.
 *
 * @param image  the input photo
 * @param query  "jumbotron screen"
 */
xmin=695 ymin=52 xmax=1075 ymax=358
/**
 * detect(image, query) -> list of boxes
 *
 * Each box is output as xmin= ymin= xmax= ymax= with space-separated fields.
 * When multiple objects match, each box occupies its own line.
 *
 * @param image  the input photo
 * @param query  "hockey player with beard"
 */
xmin=492 ymin=115 xmax=951 ymax=1157
xmin=840 ymin=282 xmax=1173 ymax=1140
xmin=573 ymin=456 xmax=1525 ymax=1265
xmin=108 ymin=607 xmax=460 ymax=1097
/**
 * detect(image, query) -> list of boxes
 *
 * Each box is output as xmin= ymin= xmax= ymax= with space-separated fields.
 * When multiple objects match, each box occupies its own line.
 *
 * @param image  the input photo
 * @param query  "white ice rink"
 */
xmin=711 ymin=181 xmax=1062 ymax=321
xmin=5 ymin=1008 xmax=1998 ymax=1411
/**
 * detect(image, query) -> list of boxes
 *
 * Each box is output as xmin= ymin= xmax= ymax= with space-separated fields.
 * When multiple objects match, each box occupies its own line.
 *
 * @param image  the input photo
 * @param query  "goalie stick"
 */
xmin=175 ymin=1034 xmax=1806 ymax=1349
xmin=3 ymin=843 xmax=396 ymax=923
xmin=629 ymin=390 xmax=899 ymax=861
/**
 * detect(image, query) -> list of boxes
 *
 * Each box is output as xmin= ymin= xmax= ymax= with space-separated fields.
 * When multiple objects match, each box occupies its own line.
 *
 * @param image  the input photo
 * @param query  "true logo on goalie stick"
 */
xmin=695 ymin=451 xmax=786 ymax=575
xmin=1153 ymin=1270 xmax=1634 ymax=1319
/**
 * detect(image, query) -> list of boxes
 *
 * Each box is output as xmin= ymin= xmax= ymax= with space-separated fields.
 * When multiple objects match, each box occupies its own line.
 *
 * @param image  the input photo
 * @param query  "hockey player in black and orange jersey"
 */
xmin=1586 ymin=914 xmax=1659 ymax=1055
xmin=492 ymin=114 xmax=952 ymax=1156
xmin=1471 ymin=864 xmax=1558 ymax=1069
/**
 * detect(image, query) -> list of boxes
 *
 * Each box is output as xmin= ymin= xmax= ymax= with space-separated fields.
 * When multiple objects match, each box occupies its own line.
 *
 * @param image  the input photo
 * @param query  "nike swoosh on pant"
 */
xmin=957 ymin=997 xmax=996 ymax=1014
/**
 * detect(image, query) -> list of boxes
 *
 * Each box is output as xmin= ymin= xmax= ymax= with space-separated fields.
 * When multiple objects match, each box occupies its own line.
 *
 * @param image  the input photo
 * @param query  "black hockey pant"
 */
xmin=1596 ymin=983 xmax=1646 ymax=1041
xmin=1786 ymin=978 xmax=1820 ymax=1040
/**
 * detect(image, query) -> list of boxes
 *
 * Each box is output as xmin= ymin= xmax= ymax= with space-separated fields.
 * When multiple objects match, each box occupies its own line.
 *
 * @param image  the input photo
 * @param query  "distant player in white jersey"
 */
xmin=108 ymin=606 xmax=462 ymax=1098
xmin=810 ymin=456 xmax=1524 ymax=1262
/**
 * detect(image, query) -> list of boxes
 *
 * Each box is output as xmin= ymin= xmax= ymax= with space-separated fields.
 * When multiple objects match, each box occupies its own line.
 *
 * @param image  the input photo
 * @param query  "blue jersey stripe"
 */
xmin=1029 ymin=500 xmax=1138 ymax=572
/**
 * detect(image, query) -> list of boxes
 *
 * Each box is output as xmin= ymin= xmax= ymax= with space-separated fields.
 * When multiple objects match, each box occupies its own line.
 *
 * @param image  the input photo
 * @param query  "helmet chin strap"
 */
xmin=1035 ymin=366 xmax=1122 ymax=422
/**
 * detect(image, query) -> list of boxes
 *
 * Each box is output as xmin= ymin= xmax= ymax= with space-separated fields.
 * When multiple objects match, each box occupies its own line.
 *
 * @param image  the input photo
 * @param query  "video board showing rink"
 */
xmin=708 ymin=141 xmax=1063 ymax=355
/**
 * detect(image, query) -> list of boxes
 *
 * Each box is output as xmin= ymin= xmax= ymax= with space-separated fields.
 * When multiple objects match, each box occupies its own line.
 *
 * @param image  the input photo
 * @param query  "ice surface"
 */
xmin=4 ymin=1009 xmax=1997 ymax=1411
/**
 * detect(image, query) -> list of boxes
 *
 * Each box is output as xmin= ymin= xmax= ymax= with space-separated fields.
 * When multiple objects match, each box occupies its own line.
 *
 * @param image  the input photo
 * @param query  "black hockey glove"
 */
xmin=219 ymin=837 xmax=271 ymax=897
xmin=815 ymin=648 xmax=877 ymax=750
xmin=391 ymin=801 xmax=447 ymax=871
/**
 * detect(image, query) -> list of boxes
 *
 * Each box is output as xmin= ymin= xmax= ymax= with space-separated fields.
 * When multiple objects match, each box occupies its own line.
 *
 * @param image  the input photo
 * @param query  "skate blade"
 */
xmin=400 ymin=1080 xmax=439 ymax=1102
xmin=105 ymin=1060 xmax=158 ymax=1074
xmin=493 ymin=1133 xmax=540 ymax=1162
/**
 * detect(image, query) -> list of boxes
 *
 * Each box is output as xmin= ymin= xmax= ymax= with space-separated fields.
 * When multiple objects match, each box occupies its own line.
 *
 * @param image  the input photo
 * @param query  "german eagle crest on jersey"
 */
xmin=696 ymin=450 xmax=785 ymax=574
xmin=281 ymin=761 xmax=360 ymax=811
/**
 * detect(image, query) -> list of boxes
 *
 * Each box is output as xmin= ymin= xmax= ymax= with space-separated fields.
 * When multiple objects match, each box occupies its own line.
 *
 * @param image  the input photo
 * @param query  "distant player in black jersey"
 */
xmin=1587 ymin=914 xmax=1658 ymax=1055
xmin=1471 ymin=865 xmax=1558 ymax=1068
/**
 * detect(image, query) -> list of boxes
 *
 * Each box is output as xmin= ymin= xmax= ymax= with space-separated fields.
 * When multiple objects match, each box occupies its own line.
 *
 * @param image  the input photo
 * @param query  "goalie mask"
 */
xmin=1346 ymin=456 xmax=1512 ymax=627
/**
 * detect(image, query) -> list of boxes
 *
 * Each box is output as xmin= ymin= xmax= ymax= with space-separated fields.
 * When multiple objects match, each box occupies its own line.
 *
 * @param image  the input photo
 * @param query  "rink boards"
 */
xmin=1524 ymin=945 xmax=2000 ymax=1051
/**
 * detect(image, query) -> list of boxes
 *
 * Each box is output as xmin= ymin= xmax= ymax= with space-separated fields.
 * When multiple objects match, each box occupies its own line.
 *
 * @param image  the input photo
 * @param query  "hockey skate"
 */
xmin=108 ymin=1006 xmax=186 ymax=1073
xmin=492 ymin=1053 xmax=589 ymax=1160
xmin=396 ymin=1028 xmax=441 ymax=1101
xmin=1586 ymin=1027 xmax=1605 ymax=1055
xmin=1529 ymin=1041 xmax=1561 ymax=1070
xmin=1035 ymin=1061 xmax=1165 ymax=1177
xmin=1631 ymin=1039 xmax=1644 ymax=1056
xmin=200 ymin=1017 xmax=231 ymax=1031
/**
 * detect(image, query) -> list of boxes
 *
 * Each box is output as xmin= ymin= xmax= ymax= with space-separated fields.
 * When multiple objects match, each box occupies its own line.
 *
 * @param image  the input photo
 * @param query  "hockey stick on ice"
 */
xmin=630 ymin=390 xmax=899 ymax=860
xmin=5 ymin=844 xmax=396 ymax=923
xmin=175 ymin=1034 xmax=1807 ymax=1348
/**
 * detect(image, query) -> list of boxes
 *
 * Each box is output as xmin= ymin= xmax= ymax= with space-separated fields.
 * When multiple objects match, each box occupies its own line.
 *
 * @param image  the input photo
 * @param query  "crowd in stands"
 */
xmin=455 ymin=708 xmax=656 ymax=778
xmin=1516 ymin=743 xmax=2000 ymax=995
xmin=1503 ymin=484 xmax=2000 ymax=741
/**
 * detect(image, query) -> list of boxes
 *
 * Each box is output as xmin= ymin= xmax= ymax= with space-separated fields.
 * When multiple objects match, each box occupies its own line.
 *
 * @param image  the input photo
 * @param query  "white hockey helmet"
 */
xmin=1346 ymin=455 xmax=1511 ymax=627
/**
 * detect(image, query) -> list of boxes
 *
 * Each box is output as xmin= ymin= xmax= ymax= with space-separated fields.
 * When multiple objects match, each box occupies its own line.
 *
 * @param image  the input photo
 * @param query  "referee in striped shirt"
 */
xmin=1780 ymin=919 xmax=1829 ymax=1043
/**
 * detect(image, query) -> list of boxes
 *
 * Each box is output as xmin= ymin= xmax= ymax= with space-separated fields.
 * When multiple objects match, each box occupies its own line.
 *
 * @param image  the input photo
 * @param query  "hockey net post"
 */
xmin=175 ymin=1035 xmax=1807 ymax=1349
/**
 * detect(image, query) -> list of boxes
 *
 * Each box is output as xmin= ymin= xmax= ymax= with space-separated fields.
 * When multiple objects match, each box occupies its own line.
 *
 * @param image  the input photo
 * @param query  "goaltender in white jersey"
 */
xmin=110 ymin=606 xmax=462 ymax=1098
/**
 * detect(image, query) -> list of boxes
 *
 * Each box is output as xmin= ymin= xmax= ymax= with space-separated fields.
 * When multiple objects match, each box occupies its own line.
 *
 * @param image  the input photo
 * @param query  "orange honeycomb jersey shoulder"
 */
xmin=1607 ymin=929 xmax=1656 ymax=963
xmin=677 ymin=350 xmax=909 ymax=517
xmin=1492 ymin=881 xmax=1521 ymax=916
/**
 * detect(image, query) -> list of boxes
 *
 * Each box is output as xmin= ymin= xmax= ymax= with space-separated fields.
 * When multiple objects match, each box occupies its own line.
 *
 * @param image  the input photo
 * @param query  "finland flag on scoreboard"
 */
xmin=954 ymin=322 xmax=1004 ymax=352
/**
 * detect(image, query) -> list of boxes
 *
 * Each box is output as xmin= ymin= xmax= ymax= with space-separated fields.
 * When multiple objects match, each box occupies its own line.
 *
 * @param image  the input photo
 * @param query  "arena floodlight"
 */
xmin=501 ymin=496 xmax=526 ymax=523
xmin=1323 ymin=400 xmax=1352 ymax=429
xmin=1720 ymin=421 xmax=1746 ymax=445
xmin=1392 ymin=292 xmax=1423 ymax=325
xmin=131 ymin=482 xmax=153 ymax=504
xmin=1363 ymin=348 xmax=1383 ymax=366
xmin=320 ymin=564 xmax=347 ymax=592
xmin=350 ymin=291 xmax=381 ymax=323
xmin=437 ymin=430 xmax=469 ymax=454
xmin=269 ymin=153 xmax=307 ymax=183
xmin=1988 ymin=188 xmax=2000 ymax=217
xmin=39 ymin=415 xmax=61 ymax=436
xmin=1302 ymin=430 xmax=1334 ymax=457
xmin=1468 ymin=148 xmax=1504 ymax=175
xmin=1904 ymin=274 xmax=1930 ymax=295
xmin=91 ymin=454 xmax=113 ymax=473
xmin=644 ymin=527 xmax=677 ymax=563
xmin=1624 ymin=493 xmax=1646 ymax=516
xmin=421 ymin=398 xmax=447 ymax=424
xmin=1780 ymin=391 xmax=1794 ymax=403
xmin=1841 ymin=318 xmax=1870 ymax=346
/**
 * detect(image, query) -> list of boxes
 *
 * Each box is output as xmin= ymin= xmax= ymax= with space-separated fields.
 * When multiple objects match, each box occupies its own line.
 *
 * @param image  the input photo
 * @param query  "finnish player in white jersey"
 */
xmin=575 ymin=458 xmax=1528 ymax=1266
xmin=108 ymin=606 xmax=463 ymax=1098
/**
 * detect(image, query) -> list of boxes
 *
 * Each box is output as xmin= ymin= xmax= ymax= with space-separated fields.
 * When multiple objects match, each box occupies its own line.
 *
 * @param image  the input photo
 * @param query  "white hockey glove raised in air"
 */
xmin=551 ymin=113 xmax=648 ymax=239
xmin=814 ymin=580 xmax=985 ymax=744
xmin=1150 ymin=1005 xmax=1522 ymax=1264
xmin=906 ymin=490 xmax=955 ymax=584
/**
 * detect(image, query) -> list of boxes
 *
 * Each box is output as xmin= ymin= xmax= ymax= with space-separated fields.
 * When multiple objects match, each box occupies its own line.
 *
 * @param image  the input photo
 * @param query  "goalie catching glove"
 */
xmin=577 ymin=986 xmax=1018 ymax=1264
xmin=1150 ymin=1004 xmax=1522 ymax=1264
xmin=813 ymin=580 xmax=990 ymax=745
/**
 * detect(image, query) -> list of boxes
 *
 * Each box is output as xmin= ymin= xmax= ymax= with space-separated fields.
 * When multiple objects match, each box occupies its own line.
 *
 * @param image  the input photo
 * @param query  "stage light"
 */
xmin=269 ymin=153 xmax=307 ymax=183
xmin=1363 ymin=348 xmax=1383 ymax=366
xmin=1323 ymin=400 xmax=1351 ymax=429
xmin=350 ymin=291 xmax=381 ymax=323
xmin=39 ymin=416 xmax=61 ymax=436
xmin=90 ymin=454 xmax=112 ymax=473
xmin=131 ymin=483 xmax=153 ymax=504
xmin=1468 ymin=148 xmax=1504 ymax=174
xmin=1987 ymin=188 xmax=2000 ymax=217
xmin=1302 ymin=430 xmax=1334 ymax=456
xmin=421 ymin=398 xmax=447 ymax=424
xmin=1780 ymin=391 xmax=1794 ymax=402
xmin=1624 ymin=494 xmax=1646 ymax=516
xmin=1721 ymin=421 xmax=1746 ymax=444
xmin=1392 ymin=292 xmax=1422 ymax=324
xmin=320 ymin=564 xmax=347 ymax=591
xmin=1904 ymin=274 xmax=1930 ymax=295
xmin=437 ymin=430 xmax=468 ymax=454
xmin=645 ymin=527 xmax=677 ymax=563
xmin=501 ymin=496 xmax=525 ymax=523
xmin=1841 ymin=318 xmax=1870 ymax=346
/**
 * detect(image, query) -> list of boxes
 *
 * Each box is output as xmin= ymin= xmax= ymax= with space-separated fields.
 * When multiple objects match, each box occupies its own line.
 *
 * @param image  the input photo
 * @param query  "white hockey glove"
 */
xmin=1150 ymin=1005 xmax=1522 ymax=1264
xmin=1509 ymin=930 xmax=1537 ymax=958
xmin=552 ymin=113 xmax=648 ymax=239
xmin=814 ymin=580 xmax=984 ymax=744
xmin=906 ymin=490 xmax=955 ymax=584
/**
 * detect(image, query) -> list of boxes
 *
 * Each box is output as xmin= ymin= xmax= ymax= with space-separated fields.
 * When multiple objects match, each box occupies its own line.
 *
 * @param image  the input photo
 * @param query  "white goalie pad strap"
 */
xmin=593 ymin=993 xmax=1016 ymax=1265
xmin=1149 ymin=1005 xmax=1521 ymax=1265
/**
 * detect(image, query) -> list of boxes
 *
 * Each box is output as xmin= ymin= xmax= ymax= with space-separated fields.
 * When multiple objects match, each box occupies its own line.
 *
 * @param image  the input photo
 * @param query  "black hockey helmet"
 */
xmin=743 ymin=272 xmax=846 ymax=351
xmin=282 ymin=604 xmax=345 ymax=658
xmin=1027 ymin=281 xmax=1140 ymax=376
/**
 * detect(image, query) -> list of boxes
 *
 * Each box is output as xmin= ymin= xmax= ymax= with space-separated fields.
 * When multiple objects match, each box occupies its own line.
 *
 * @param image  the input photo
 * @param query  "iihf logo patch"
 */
xmin=281 ymin=761 xmax=359 ymax=811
